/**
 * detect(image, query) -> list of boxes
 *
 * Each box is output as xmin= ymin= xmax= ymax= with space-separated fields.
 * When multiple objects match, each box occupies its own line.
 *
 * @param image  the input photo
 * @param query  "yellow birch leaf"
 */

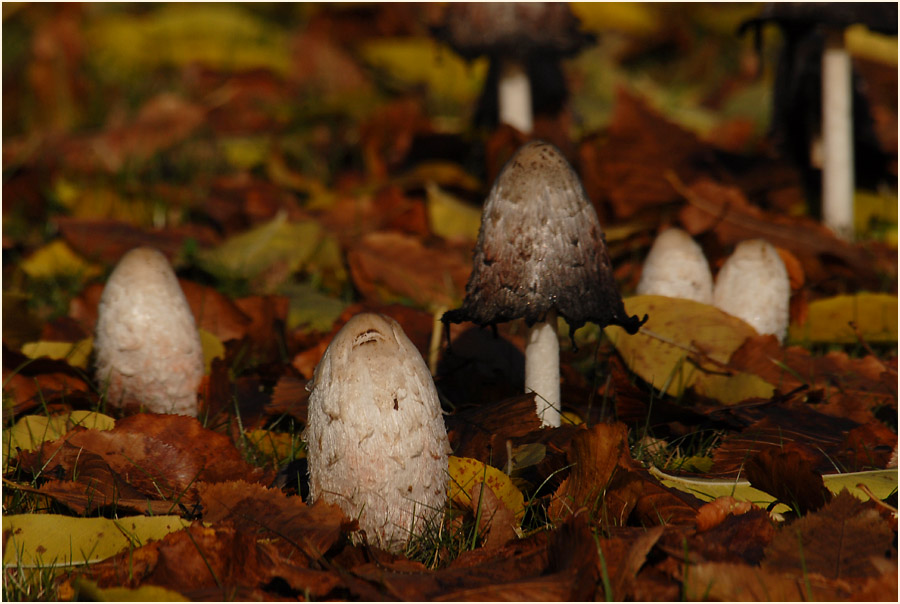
xmin=2 ymin=514 xmax=189 ymax=568
xmin=788 ymin=293 xmax=898 ymax=344
xmin=448 ymin=455 xmax=525 ymax=523
xmin=198 ymin=328 xmax=224 ymax=374
xmin=21 ymin=337 xmax=93 ymax=370
xmin=605 ymin=295 xmax=775 ymax=403
xmin=244 ymin=429 xmax=304 ymax=461
xmin=20 ymin=240 xmax=102 ymax=280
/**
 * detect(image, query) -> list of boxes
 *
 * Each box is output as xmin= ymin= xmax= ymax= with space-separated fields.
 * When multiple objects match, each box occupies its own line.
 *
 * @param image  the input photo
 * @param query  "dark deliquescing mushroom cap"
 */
xmin=432 ymin=2 xmax=592 ymax=61
xmin=443 ymin=141 xmax=646 ymax=337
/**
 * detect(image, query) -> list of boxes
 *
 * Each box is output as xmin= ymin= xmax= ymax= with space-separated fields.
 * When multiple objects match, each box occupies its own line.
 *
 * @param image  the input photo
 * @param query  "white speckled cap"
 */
xmin=637 ymin=228 xmax=713 ymax=303
xmin=714 ymin=239 xmax=790 ymax=342
xmin=305 ymin=313 xmax=450 ymax=552
xmin=94 ymin=247 xmax=204 ymax=416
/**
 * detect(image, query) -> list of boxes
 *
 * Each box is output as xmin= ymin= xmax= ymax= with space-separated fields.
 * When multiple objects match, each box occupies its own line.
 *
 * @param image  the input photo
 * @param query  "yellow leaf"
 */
xmin=359 ymin=38 xmax=487 ymax=105
xmin=198 ymin=328 xmax=224 ymax=375
xmin=605 ymin=295 xmax=775 ymax=403
xmin=20 ymin=337 xmax=93 ymax=370
xmin=448 ymin=456 xmax=525 ymax=523
xmin=425 ymin=182 xmax=482 ymax=242
xmin=394 ymin=161 xmax=482 ymax=192
xmin=20 ymin=241 xmax=102 ymax=280
xmin=846 ymin=24 xmax=898 ymax=66
xmin=244 ymin=429 xmax=304 ymax=461
xmin=788 ymin=293 xmax=898 ymax=344
xmin=2 ymin=514 xmax=188 ymax=568
xmin=649 ymin=467 xmax=898 ymax=516
xmin=3 ymin=411 xmax=116 ymax=472
xmin=560 ymin=411 xmax=583 ymax=426
xmin=51 ymin=180 xmax=158 ymax=225
xmin=570 ymin=2 xmax=661 ymax=35
xmin=196 ymin=213 xmax=324 ymax=285
xmin=222 ymin=137 xmax=270 ymax=171
xmin=86 ymin=4 xmax=291 ymax=78
xmin=74 ymin=579 xmax=189 ymax=602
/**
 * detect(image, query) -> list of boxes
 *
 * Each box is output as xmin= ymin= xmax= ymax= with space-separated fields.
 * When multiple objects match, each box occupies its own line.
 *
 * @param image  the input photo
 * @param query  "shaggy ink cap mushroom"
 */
xmin=443 ymin=140 xmax=646 ymax=339
xmin=637 ymin=228 xmax=713 ymax=304
xmin=305 ymin=313 xmax=450 ymax=553
xmin=94 ymin=247 xmax=204 ymax=417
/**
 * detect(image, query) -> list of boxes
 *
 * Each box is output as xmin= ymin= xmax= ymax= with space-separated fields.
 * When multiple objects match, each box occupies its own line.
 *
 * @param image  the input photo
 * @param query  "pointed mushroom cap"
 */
xmin=305 ymin=313 xmax=450 ymax=552
xmin=714 ymin=239 xmax=791 ymax=342
xmin=94 ymin=247 xmax=204 ymax=416
xmin=443 ymin=140 xmax=646 ymax=336
xmin=637 ymin=228 xmax=713 ymax=303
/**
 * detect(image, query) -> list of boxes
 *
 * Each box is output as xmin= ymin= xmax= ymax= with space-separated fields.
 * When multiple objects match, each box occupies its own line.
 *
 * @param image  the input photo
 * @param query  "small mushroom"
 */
xmin=443 ymin=141 xmax=646 ymax=427
xmin=432 ymin=3 xmax=592 ymax=133
xmin=637 ymin=228 xmax=713 ymax=303
xmin=94 ymin=247 xmax=204 ymax=416
xmin=713 ymin=239 xmax=791 ymax=342
xmin=305 ymin=313 xmax=450 ymax=552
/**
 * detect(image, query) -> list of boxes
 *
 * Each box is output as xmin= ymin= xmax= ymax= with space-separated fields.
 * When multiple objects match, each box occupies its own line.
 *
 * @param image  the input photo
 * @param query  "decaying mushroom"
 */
xmin=443 ymin=141 xmax=646 ymax=427
xmin=305 ymin=313 xmax=450 ymax=552
xmin=714 ymin=239 xmax=791 ymax=342
xmin=637 ymin=228 xmax=713 ymax=303
xmin=432 ymin=2 xmax=592 ymax=133
xmin=94 ymin=247 xmax=204 ymax=417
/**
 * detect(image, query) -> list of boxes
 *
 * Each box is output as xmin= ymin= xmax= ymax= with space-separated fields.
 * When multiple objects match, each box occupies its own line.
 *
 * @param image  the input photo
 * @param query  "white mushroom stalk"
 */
xmin=713 ymin=239 xmax=791 ymax=342
xmin=821 ymin=29 xmax=855 ymax=240
xmin=497 ymin=58 xmax=533 ymax=133
xmin=524 ymin=309 xmax=560 ymax=425
xmin=637 ymin=228 xmax=713 ymax=303
xmin=94 ymin=247 xmax=204 ymax=417
xmin=305 ymin=313 xmax=450 ymax=552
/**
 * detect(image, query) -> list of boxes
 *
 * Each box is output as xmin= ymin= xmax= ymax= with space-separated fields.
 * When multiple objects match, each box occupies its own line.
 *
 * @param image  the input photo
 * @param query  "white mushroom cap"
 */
xmin=637 ymin=228 xmax=713 ymax=304
xmin=713 ymin=239 xmax=791 ymax=342
xmin=305 ymin=313 xmax=450 ymax=552
xmin=94 ymin=247 xmax=204 ymax=417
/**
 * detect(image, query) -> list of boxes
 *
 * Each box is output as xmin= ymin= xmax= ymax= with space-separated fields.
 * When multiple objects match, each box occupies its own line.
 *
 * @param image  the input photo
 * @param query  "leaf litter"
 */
xmin=2 ymin=3 xmax=897 ymax=601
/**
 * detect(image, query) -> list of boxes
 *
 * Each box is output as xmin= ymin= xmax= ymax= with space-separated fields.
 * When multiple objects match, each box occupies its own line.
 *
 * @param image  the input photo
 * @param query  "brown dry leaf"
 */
xmin=745 ymin=444 xmax=833 ymax=515
xmin=595 ymin=526 xmax=665 ymax=601
xmin=179 ymin=280 xmax=252 ymax=343
xmin=579 ymin=88 xmax=709 ymax=220
xmin=696 ymin=496 xmax=752 ymax=532
xmin=266 ymin=374 xmax=310 ymax=423
xmin=472 ymin=479 xmax=518 ymax=551
xmin=691 ymin=507 xmax=775 ymax=566
xmin=56 ymin=217 xmax=218 ymax=265
xmin=233 ymin=294 xmax=290 ymax=362
xmin=347 ymin=230 xmax=470 ymax=309
xmin=684 ymin=561 xmax=851 ymax=601
xmin=763 ymin=490 xmax=896 ymax=581
xmin=549 ymin=423 xmax=629 ymax=523
xmin=630 ymin=472 xmax=703 ymax=528
xmin=18 ymin=414 xmax=270 ymax=510
xmin=445 ymin=394 xmax=541 ymax=470
xmin=197 ymin=480 xmax=351 ymax=562
xmin=77 ymin=522 xmax=296 ymax=600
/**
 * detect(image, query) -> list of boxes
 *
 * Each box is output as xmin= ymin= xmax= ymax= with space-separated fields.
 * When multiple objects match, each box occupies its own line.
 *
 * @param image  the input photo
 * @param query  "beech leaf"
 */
xmin=788 ymin=293 xmax=898 ymax=343
xmin=449 ymin=456 xmax=526 ymax=523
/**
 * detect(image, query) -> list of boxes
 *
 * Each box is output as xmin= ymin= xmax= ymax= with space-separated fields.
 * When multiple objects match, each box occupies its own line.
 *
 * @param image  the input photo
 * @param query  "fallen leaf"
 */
xmin=3 ymin=410 xmax=114 ymax=472
xmin=788 ymin=293 xmax=898 ymax=344
xmin=696 ymin=496 xmax=753 ymax=532
xmin=605 ymin=295 xmax=775 ymax=403
xmin=20 ymin=239 xmax=103 ymax=280
xmin=2 ymin=513 xmax=189 ymax=567
xmin=20 ymin=337 xmax=93 ymax=370
xmin=745 ymin=445 xmax=833 ymax=515
xmin=72 ymin=579 xmax=189 ymax=602
xmin=425 ymin=182 xmax=482 ymax=243
xmin=448 ymin=456 xmax=525 ymax=523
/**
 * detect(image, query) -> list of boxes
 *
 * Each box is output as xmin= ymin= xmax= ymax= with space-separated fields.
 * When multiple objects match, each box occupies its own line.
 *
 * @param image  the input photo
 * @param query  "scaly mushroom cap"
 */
xmin=714 ymin=239 xmax=791 ymax=342
xmin=94 ymin=247 xmax=204 ymax=416
xmin=443 ymin=140 xmax=646 ymax=337
xmin=305 ymin=313 xmax=450 ymax=552
xmin=432 ymin=2 xmax=591 ymax=61
xmin=637 ymin=228 xmax=713 ymax=303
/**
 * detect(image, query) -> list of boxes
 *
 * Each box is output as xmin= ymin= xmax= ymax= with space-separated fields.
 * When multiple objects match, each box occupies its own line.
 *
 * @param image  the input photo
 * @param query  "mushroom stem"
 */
xmin=525 ymin=309 xmax=560 ymax=427
xmin=497 ymin=58 xmax=533 ymax=134
xmin=821 ymin=28 xmax=855 ymax=240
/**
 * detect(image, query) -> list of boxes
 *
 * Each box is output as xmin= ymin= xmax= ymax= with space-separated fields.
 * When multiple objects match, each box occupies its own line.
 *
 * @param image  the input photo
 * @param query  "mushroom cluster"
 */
xmin=305 ymin=313 xmax=450 ymax=552
xmin=443 ymin=141 xmax=646 ymax=427
xmin=94 ymin=247 xmax=204 ymax=417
